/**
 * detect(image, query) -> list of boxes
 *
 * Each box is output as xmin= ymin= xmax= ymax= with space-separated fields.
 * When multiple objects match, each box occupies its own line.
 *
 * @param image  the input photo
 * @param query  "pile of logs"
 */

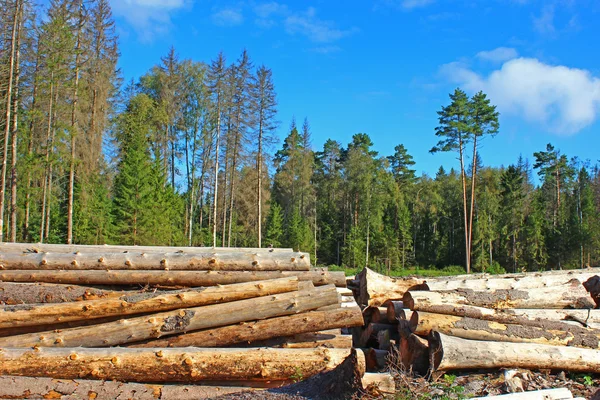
xmin=348 ymin=267 xmax=600 ymax=380
xmin=0 ymin=243 xmax=381 ymax=399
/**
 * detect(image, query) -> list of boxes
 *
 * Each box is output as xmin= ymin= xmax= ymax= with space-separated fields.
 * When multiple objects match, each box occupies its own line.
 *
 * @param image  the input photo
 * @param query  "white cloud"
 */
xmin=533 ymin=5 xmax=555 ymax=35
xmin=441 ymin=58 xmax=600 ymax=135
xmin=476 ymin=47 xmax=519 ymax=63
xmin=401 ymin=0 xmax=435 ymax=9
xmin=212 ymin=8 xmax=244 ymax=27
xmin=109 ymin=0 xmax=191 ymax=41
xmin=284 ymin=7 xmax=357 ymax=43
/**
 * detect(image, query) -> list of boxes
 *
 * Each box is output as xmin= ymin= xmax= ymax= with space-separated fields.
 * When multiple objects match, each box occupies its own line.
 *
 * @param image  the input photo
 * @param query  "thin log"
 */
xmin=428 ymin=273 xmax=599 ymax=291
xmin=0 ymin=243 xmax=293 ymax=253
xmin=361 ymin=372 xmax=395 ymax=395
xmin=0 ymin=250 xmax=311 ymax=271
xmin=0 ymin=285 xmax=339 ymax=348
xmin=129 ymin=306 xmax=364 ymax=348
xmin=0 ymin=347 xmax=352 ymax=383
xmin=357 ymin=268 xmax=426 ymax=307
xmin=247 ymin=331 xmax=353 ymax=349
xmin=0 ymin=270 xmax=347 ymax=287
xmin=0 ymin=277 xmax=298 ymax=328
xmin=502 ymin=309 xmax=600 ymax=329
xmin=430 ymin=267 xmax=600 ymax=281
xmin=472 ymin=388 xmax=575 ymax=400
xmin=0 ymin=376 xmax=257 ymax=399
xmin=410 ymin=311 xmax=600 ymax=349
xmin=0 ymin=282 xmax=125 ymax=304
xmin=429 ymin=331 xmax=600 ymax=373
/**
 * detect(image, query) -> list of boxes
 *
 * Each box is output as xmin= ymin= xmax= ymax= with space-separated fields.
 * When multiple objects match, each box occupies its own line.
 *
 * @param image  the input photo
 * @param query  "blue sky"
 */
xmin=108 ymin=0 xmax=600 ymax=176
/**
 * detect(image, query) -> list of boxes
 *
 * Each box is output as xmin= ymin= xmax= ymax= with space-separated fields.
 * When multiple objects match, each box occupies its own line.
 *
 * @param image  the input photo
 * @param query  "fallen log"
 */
xmin=429 ymin=331 xmax=600 ymax=373
xmin=0 ymin=277 xmax=299 ymax=328
xmin=397 ymin=319 xmax=429 ymax=376
xmin=0 ymin=285 xmax=339 ymax=348
xmin=0 ymin=347 xmax=352 ymax=383
xmin=472 ymin=388 xmax=575 ymax=400
xmin=403 ymin=284 xmax=594 ymax=309
xmin=0 ymin=282 xmax=125 ymax=304
xmin=129 ymin=306 xmax=364 ymax=348
xmin=0 ymin=269 xmax=347 ymax=287
xmin=386 ymin=300 xmax=405 ymax=322
xmin=0 ymin=250 xmax=311 ymax=271
xmin=428 ymin=273 xmax=599 ymax=291
xmin=365 ymin=348 xmax=388 ymax=371
xmin=0 ymin=376 xmax=256 ymax=399
xmin=429 ymin=268 xmax=600 ymax=281
xmin=357 ymin=268 xmax=427 ymax=307
xmin=584 ymin=276 xmax=600 ymax=308
xmin=361 ymin=372 xmax=395 ymax=395
xmin=409 ymin=311 xmax=600 ymax=349
xmin=502 ymin=309 xmax=600 ymax=329
xmin=246 ymin=330 xmax=353 ymax=349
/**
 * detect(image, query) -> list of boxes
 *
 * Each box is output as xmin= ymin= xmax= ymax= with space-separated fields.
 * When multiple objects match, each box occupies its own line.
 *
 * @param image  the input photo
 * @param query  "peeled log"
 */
xmin=428 ymin=273 xmax=599 ymax=291
xmin=0 ymin=269 xmax=347 ymax=287
xmin=0 ymin=250 xmax=310 ymax=271
xmin=403 ymin=284 xmax=594 ymax=309
xmin=0 ymin=376 xmax=256 ymax=399
xmin=0 ymin=282 xmax=124 ymax=304
xmin=0 ymin=285 xmax=339 ymax=348
xmin=472 ymin=388 xmax=575 ymax=400
xmin=0 ymin=277 xmax=299 ymax=329
xmin=361 ymin=373 xmax=395 ymax=394
xmin=502 ymin=309 xmax=600 ymax=329
xmin=429 ymin=331 xmax=600 ymax=373
xmin=0 ymin=347 xmax=352 ymax=383
xmin=410 ymin=311 xmax=600 ymax=349
xmin=357 ymin=268 xmax=426 ymax=307
xmin=129 ymin=306 xmax=364 ymax=348
xmin=247 ymin=331 xmax=353 ymax=349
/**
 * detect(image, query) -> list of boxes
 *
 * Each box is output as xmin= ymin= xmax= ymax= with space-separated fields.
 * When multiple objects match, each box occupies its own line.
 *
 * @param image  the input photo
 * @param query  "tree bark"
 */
xmin=0 ymin=277 xmax=298 ymax=328
xmin=365 ymin=348 xmax=388 ymax=371
xmin=246 ymin=330 xmax=353 ymax=349
xmin=0 ymin=282 xmax=126 ymax=305
xmin=428 ymin=267 xmax=600 ymax=281
xmin=129 ymin=306 xmax=363 ymax=348
xmin=357 ymin=267 xmax=426 ymax=307
xmin=429 ymin=331 xmax=600 ymax=373
xmin=9 ymin=3 xmax=22 ymax=243
xmin=470 ymin=388 xmax=576 ymax=400
xmin=428 ymin=273 xmax=599 ymax=291
xmin=0 ymin=285 xmax=338 ymax=347
xmin=0 ymin=347 xmax=352 ymax=383
xmin=0 ymin=250 xmax=311 ymax=271
xmin=0 ymin=242 xmax=293 ymax=253
xmin=499 ymin=309 xmax=600 ymax=329
xmin=0 ymin=269 xmax=346 ymax=287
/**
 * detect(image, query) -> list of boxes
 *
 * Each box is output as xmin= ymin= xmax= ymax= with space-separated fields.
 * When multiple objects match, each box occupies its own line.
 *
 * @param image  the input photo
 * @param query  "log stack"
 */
xmin=348 ymin=267 xmax=600 ymax=380
xmin=0 ymin=243 xmax=381 ymax=399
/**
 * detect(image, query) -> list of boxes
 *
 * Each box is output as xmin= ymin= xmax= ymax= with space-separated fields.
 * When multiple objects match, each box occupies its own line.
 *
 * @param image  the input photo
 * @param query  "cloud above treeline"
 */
xmin=442 ymin=48 xmax=600 ymax=135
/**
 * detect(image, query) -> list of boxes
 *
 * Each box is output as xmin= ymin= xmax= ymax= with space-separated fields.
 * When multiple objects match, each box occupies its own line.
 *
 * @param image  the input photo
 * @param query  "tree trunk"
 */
xmin=429 ymin=331 xmax=600 ymax=373
xmin=213 ymin=110 xmax=221 ymax=247
xmin=0 ymin=242 xmax=293 ymax=253
xmin=0 ymin=285 xmax=338 ymax=347
xmin=0 ymin=282 xmax=127 ymax=305
xmin=500 ymin=309 xmax=600 ymax=329
xmin=9 ymin=5 xmax=22 ymax=243
xmin=129 ymin=306 xmax=363 ymax=348
xmin=0 ymin=250 xmax=311 ymax=271
xmin=0 ymin=347 xmax=352 ymax=383
xmin=357 ymin=267 xmax=426 ymax=307
xmin=397 ymin=320 xmax=430 ymax=376
xmin=458 ymin=135 xmax=470 ymax=273
xmin=0 ymin=277 xmax=298 ymax=328
xmin=246 ymin=330 xmax=353 ymax=349
xmin=0 ymin=269 xmax=347 ymax=287
xmin=468 ymin=135 xmax=478 ymax=275
xmin=428 ymin=272 xmax=598 ymax=291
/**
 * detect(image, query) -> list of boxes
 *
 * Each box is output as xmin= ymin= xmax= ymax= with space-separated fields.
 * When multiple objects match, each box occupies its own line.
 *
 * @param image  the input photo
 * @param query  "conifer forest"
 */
xmin=2 ymin=0 xmax=600 ymax=274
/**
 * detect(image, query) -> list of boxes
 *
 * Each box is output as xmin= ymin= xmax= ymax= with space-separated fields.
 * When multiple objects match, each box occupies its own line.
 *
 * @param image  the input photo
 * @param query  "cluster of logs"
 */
xmin=0 ymin=243 xmax=378 ymax=399
xmin=348 ymin=267 xmax=600 ymax=380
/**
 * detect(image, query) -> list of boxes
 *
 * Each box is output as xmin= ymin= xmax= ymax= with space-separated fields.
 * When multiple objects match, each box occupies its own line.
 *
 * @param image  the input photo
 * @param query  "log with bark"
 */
xmin=429 ymin=331 xmax=600 ymax=373
xmin=500 ymin=308 xmax=600 ymax=329
xmin=365 ymin=348 xmax=388 ymax=371
xmin=0 ymin=347 xmax=352 ymax=383
xmin=0 ymin=285 xmax=339 ymax=348
xmin=0 ymin=282 xmax=125 ymax=304
xmin=471 ymin=388 xmax=575 ymax=400
xmin=361 ymin=372 xmax=395 ymax=395
xmin=129 ymin=306 xmax=364 ymax=348
xmin=0 ymin=250 xmax=310 ymax=271
xmin=0 ymin=269 xmax=347 ymax=287
xmin=0 ymin=277 xmax=299 ymax=328
xmin=428 ymin=273 xmax=599 ymax=291
xmin=408 ymin=310 xmax=600 ymax=349
xmin=357 ymin=267 xmax=427 ymax=307
xmin=386 ymin=300 xmax=405 ymax=322
xmin=397 ymin=319 xmax=429 ymax=376
xmin=584 ymin=276 xmax=600 ymax=308
xmin=403 ymin=284 xmax=595 ymax=309
xmin=245 ymin=330 xmax=353 ymax=349
xmin=429 ymin=268 xmax=600 ymax=282
xmin=0 ymin=375 xmax=257 ymax=399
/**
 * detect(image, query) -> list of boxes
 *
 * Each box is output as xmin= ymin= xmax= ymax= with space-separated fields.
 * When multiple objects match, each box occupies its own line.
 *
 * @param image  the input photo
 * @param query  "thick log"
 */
xmin=472 ymin=388 xmax=575 ymax=400
xmin=129 ymin=306 xmax=364 ymax=348
xmin=0 ymin=269 xmax=347 ymax=287
xmin=0 ymin=376 xmax=256 ymax=399
xmin=0 ymin=277 xmax=299 ymax=328
xmin=410 ymin=311 xmax=600 ymax=349
xmin=0 ymin=282 xmax=124 ymax=304
xmin=365 ymin=348 xmax=388 ymax=371
xmin=429 ymin=331 xmax=600 ymax=373
xmin=428 ymin=273 xmax=599 ymax=291
xmin=403 ymin=284 xmax=594 ymax=309
xmin=246 ymin=330 xmax=353 ymax=349
xmin=0 ymin=242 xmax=293 ymax=253
xmin=377 ymin=329 xmax=392 ymax=350
xmin=358 ymin=323 xmax=398 ymax=348
xmin=363 ymin=306 xmax=382 ymax=325
xmin=502 ymin=309 xmax=600 ymax=329
xmin=357 ymin=268 xmax=426 ymax=307
xmin=0 ymin=347 xmax=352 ymax=382
xmin=397 ymin=319 xmax=429 ymax=376
xmin=361 ymin=372 xmax=395 ymax=394
xmin=584 ymin=276 xmax=600 ymax=308
xmin=387 ymin=300 xmax=405 ymax=322
xmin=0 ymin=285 xmax=339 ymax=348
xmin=0 ymin=250 xmax=311 ymax=271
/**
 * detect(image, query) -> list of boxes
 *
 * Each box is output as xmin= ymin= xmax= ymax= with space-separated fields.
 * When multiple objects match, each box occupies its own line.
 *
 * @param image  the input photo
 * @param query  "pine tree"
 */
xmin=264 ymin=201 xmax=283 ymax=247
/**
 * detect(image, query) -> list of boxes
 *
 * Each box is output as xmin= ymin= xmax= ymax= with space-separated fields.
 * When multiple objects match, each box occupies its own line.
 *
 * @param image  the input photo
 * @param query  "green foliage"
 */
xmin=264 ymin=201 xmax=284 ymax=247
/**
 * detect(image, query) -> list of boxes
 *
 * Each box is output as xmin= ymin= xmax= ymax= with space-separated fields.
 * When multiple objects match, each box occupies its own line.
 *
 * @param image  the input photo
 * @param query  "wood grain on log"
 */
xmin=397 ymin=319 xmax=429 ymax=376
xmin=0 ymin=277 xmax=299 ymax=328
xmin=361 ymin=372 xmax=395 ymax=394
xmin=471 ymin=388 xmax=575 ymax=400
xmin=0 ymin=269 xmax=347 ymax=287
xmin=0 ymin=282 xmax=124 ymax=304
xmin=0 ymin=285 xmax=339 ymax=348
xmin=357 ymin=268 xmax=426 ymax=307
xmin=428 ymin=273 xmax=599 ymax=291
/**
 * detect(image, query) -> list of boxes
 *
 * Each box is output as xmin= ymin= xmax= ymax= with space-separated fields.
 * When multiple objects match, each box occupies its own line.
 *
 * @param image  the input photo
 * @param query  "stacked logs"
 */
xmin=0 ymin=243 xmax=374 ymax=399
xmin=348 ymin=267 xmax=600 ymax=379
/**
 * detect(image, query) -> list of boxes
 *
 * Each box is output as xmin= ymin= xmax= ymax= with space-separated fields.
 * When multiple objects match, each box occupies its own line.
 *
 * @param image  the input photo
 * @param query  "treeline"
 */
xmin=2 ymin=1 xmax=600 ymax=272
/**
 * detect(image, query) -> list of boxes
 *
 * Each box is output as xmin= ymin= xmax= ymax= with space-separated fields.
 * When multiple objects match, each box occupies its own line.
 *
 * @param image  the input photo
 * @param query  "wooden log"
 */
xmin=361 ymin=372 xmax=395 ymax=395
xmin=0 ymin=282 xmax=125 ymax=304
xmin=0 ymin=347 xmax=352 ymax=383
xmin=428 ymin=273 xmax=599 ymax=291
xmin=358 ymin=323 xmax=398 ymax=348
xmin=502 ymin=309 xmax=600 ymax=329
xmin=397 ymin=319 xmax=429 ymax=376
xmin=365 ymin=348 xmax=388 ymax=371
xmin=472 ymin=388 xmax=575 ymax=400
xmin=429 ymin=267 xmax=600 ymax=281
xmin=129 ymin=306 xmax=364 ymax=348
xmin=377 ymin=329 xmax=392 ymax=350
xmin=0 ymin=277 xmax=299 ymax=329
xmin=403 ymin=284 xmax=595 ymax=309
xmin=363 ymin=306 xmax=382 ymax=325
xmin=0 ymin=285 xmax=339 ymax=348
xmin=247 ymin=331 xmax=353 ymax=349
xmin=0 ymin=250 xmax=311 ymax=271
xmin=387 ymin=300 xmax=405 ymax=322
xmin=357 ymin=267 xmax=426 ymax=307
xmin=410 ymin=310 xmax=600 ymax=349
xmin=429 ymin=331 xmax=600 ymax=373
xmin=0 ymin=269 xmax=347 ymax=287
xmin=0 ymin=376 xmax=257 ymax=399
xmin=584 ymin=276 xmax=600 ymax=308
